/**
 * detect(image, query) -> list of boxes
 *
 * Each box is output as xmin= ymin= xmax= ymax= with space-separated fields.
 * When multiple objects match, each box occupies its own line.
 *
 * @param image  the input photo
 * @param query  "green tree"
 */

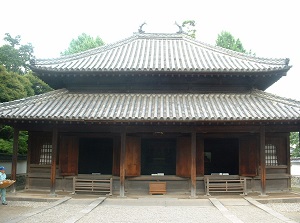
xmin=0 ymin=126 xmax=28 ymax=155
xmin=216 ymin=31 xmax=255 ymax=55
xmin=0 ymin=33 xmax=34 ymax=74
xmin=290 ymin=132 xmax=300 ymax=157
xmin=216 ymin=31 xmax=247 ymax=53
xmin=182 ymin=20 xmax=196 ymax=38
xmin=61 ymin=33 xmax=105 ymax=56
xmin=25 ymin=72 xmax=53 ymax=95
xmin=0 ymin=65 xmax=28 ymax=102
xmin=0 ymin=66 xmax=52 ymax=154
xmin=0 ymin=33 xmax=53 ymax=155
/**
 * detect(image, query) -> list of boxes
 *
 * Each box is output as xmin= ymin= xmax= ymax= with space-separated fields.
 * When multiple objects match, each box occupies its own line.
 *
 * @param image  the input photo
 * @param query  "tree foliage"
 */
xmin=0 ymin=65 xmax=52 ymax=154
xmin=0 ymin=33 xmax=53 ymax=155
xmin=61 ymin=33 xmax=104 ymax=56
xmin=0 ymin=66 xmax=52 ymax=103
xmin=0 ymin=33 xmax=34 ymax=74
xmin=0 ymin=126 xmax=28 ymax=155
xmin=0 ymin=65 xmax=28 ymax=102
xmin=25 ymin=72 xmax=53 ymax=95
xmin=215 ymin=31 xmax=255 ymax=55
xmin=182 ymin=20 xmax=196 ymax=38
xmin=290 ymin=132 xmax=300 ymax=157
xmin=216 ymin=31 xmax=248 ymax=53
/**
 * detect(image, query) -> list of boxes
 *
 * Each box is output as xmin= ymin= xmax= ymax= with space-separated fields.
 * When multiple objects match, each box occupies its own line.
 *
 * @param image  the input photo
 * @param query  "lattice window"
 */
xmin=265 ymin=144 xmax=278 ymax=166
xmin=39 ymin=143 xmax=52 ymax=165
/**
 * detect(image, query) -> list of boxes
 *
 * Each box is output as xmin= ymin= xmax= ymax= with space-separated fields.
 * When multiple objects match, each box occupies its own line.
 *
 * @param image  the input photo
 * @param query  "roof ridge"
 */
xmin=33 ymin=33 xmax=194 ymax=65
xmin=30 ymin=32 xmax=291 ymax=75
xmin=180 ymin=35 xmax=289 ymax=66
xmin=34 ymin=32 xmax=289 ymax=66
xmin=252 ymin=89 xmax=300 ymax=108
xmin=33 ymin=35 xmax=139 ymax=65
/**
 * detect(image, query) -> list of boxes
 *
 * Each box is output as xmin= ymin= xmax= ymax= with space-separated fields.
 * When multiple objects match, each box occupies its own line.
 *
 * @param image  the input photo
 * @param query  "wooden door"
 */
xmin=176 ymin=136 xmax=204 ymax=177
xmin=239 ymin=135 xmax=258 ymax=176
xmin=125 ymin=136 xmax=141 ymax=176
xmin=59 ymin=135 xmax=78 ymax=176
xmin=176 ymin=137 xmax=191 ymax=177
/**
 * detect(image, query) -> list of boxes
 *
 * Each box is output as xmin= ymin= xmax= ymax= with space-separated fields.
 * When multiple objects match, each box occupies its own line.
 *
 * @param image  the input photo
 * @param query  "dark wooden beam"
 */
xmin=119 ymin=131 xmax=126 ymax=197
xmin=4 ymin=122 xmax=300 ymax=134
xmin=50 ymin=127 xmax=58 ymax=195
xmin=190 ymin=131 xmax=197 ymax=198
xmin=260 ymin=126 xmax=266 ymax=196
xmin=10 ymin=127 xmax=19 ymax=193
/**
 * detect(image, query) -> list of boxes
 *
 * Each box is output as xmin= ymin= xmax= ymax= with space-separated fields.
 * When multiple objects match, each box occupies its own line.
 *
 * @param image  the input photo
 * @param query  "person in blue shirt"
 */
xmin=0 ymin=166 xmax=7 ymax=205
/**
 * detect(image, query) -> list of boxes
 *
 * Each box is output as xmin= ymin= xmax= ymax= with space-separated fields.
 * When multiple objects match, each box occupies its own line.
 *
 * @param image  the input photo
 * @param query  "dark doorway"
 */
xmin=78 ymin=138 xmax=113 ymax=174
xmin=204 ymin=138 xmax=239 ymax=175
xmin=141 ymin=139 xmax=176 ymax=175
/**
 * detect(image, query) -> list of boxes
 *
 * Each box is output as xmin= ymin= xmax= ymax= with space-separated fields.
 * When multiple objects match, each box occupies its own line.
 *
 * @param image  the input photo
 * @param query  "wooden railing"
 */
xmin=73 ymin=177 xmax=113 ymax=195
xmin=204 ymin=176 xmax=247 ymax=196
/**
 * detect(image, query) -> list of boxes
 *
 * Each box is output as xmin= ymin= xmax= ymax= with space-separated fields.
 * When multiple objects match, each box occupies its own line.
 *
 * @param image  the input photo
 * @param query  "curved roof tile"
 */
xmin=1 ymin=89 xmax=299 ymax=122
xmin=30 ymin=33 xmax=290 ymax=74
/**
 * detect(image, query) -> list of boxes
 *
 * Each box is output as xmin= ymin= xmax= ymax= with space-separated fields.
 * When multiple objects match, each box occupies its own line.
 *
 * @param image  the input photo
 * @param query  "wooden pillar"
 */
xmin=11 ymin=127 xmax=19 ymax=193
xmin=25 ymin=132 xmax=32 ymax=189
xmin=190 ymin=131 xmax=197 ymax=198
xmin=50 ymin=127 xmax=58 ymax=195
xmin=287 ymin=133 xmax=291 ymax=189
xmin=119 ymin=131 xmax=126 ymax=197
xmin=259 ymin=126 xmax=266 ymax=196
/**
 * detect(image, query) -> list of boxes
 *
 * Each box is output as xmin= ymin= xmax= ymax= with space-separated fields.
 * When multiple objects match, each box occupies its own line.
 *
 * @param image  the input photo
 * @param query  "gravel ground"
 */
xmin=226 ymin=205 xmax=285 ymax=223
xmin=78 ymin=206 xmax=232 ymax=223
xmin=19 ymin=199 xmax=95 ymax=223
xmin=0 ymin=201 xmax=51 ymax=222
xmin=266 ymin=203 xmax=300 ymax=223
xmin=1 ymin=198 xmax=300 ymax=223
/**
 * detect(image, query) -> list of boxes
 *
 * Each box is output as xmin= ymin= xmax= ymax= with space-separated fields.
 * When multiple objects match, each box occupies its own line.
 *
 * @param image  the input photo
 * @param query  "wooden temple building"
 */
xmin=0 ymin=31 xmax=299 ymax=197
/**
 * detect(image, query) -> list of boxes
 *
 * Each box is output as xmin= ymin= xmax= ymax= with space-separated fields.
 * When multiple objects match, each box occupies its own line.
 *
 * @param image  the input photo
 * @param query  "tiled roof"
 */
xmin=30 ymin=33 xmax=290 ymax=74
xmin=1 ymin=89 xmax=299 ymax=122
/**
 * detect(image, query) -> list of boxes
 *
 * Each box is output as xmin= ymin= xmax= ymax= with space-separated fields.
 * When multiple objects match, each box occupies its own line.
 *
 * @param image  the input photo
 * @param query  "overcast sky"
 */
xmin=1 ymin=0 xmax=299 ymax=99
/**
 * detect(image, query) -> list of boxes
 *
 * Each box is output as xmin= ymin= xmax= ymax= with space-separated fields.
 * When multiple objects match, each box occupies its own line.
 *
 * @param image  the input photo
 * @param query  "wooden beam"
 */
xmin=50 ymin=127 xmax=58 ymax=195
xmin=8 ymin=122 xmax=300 ymax=134
xmin=10 ymin=127 xmax=19 ymax=193
xmin=119 ymin=131 xmax=126 ymax=197
xmin=190 ymin=131 xmax=197 ymax=198
xmin=260 ymin=126 xmax=266 ymax=196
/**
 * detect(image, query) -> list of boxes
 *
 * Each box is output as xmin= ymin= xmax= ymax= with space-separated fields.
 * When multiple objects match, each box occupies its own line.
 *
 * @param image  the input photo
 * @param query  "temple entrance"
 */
xmin=204 ymin=138 xmax=239 ymax=175
xmin=141 ymin=138 xmax=176 ymax=175
xmin=78 ymin=138 xmax=113 ymax=174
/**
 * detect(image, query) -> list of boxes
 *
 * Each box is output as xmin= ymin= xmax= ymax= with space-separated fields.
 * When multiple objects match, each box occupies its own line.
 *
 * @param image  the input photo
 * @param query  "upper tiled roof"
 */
xmin=30 ymin=33 xmax=290 ymax=74
xmin=1 ymin=89 xmax=299 ymax=122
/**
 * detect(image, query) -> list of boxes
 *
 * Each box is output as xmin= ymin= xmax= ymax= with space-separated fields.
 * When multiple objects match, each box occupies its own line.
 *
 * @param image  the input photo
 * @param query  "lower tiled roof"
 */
xmin=0 ymin=89 xmax=300 ymax=122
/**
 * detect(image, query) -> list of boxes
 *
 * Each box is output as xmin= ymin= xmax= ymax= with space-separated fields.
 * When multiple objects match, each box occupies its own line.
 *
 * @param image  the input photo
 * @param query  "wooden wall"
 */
xmin=59 ymin=135 xmax=78 ymax=176
xmin=125 ymin=136 xmax=141 ymax=176
xmin=239 ymin=135 xmax=259 ymax=176
xmin=27 ymin=131 xmax=290 ymax=179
